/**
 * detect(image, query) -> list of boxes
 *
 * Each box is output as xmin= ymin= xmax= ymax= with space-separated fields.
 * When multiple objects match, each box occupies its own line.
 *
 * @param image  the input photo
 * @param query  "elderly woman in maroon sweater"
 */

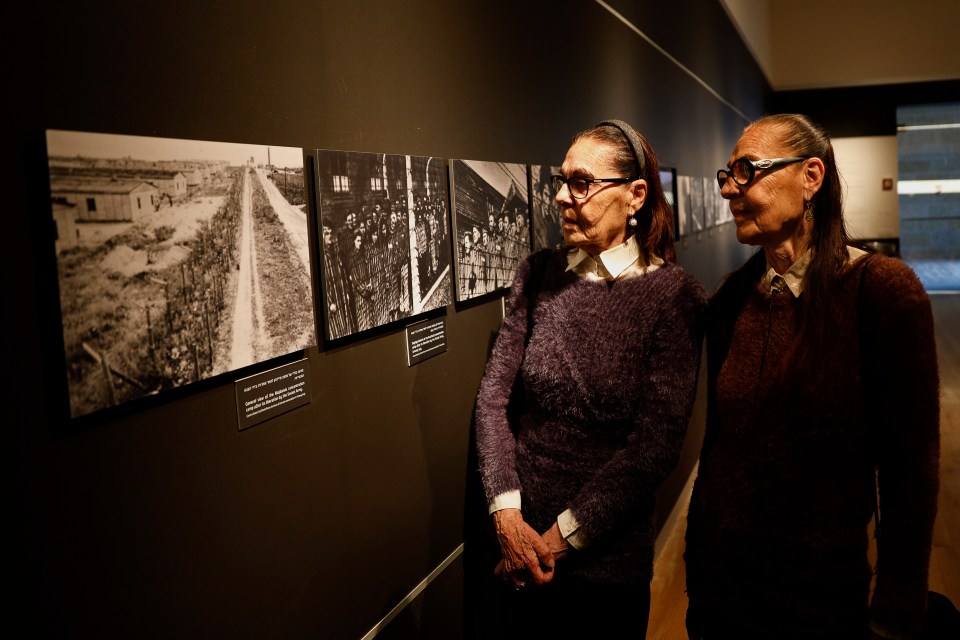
xmin=685 ymin=114 xmax=940 ymax=639
xmin=474 ymin=120 xmax=706 ymax=638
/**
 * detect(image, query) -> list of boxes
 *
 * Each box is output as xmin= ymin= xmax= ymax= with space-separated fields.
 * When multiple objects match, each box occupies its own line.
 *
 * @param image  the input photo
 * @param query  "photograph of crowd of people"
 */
xmin=529 ymin=164 xmax=565 ymax=251
xmin=315 ymin=150 xmax=451 ymax=340
xmin=450 ymin=159 xmax=531 ymax=301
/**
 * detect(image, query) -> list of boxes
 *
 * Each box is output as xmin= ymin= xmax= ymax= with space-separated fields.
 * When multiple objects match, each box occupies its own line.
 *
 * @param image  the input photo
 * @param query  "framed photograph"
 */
xmin=450 ymin=159 xmax=531 ymax=301
xmin=677 ymin=175 xmax=706 ymax=236
xmin=313 ymin=150 xmax=451 ymax=340
xmin=715 ymin=181 xmax=733 ymax=224
xmin=691 ymin=176 xmax=708 ymax=233
xmin=675 ymin=175 xmax=690 ymax=238
xmin=659 ymin=167 xmax=679 ymax=240
xmin=529 ymin=164 xmax=564 ymax=251
xmin=47 ymin=129 xmax=315 ymax=419
xmin=703 ymin=175 xmax=720 ymax=228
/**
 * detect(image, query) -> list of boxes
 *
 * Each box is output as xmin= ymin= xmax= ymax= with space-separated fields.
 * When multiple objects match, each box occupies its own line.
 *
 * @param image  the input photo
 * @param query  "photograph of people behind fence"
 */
xmin=450 ymin=159 xmax=531 ymax=301
xmin=314 ymin=150 xmax=452 ymax=340
xmin=529 ymin=164 xmax=565 ymax=251
xmin=47 ymin=130 xmax=315 ymax=419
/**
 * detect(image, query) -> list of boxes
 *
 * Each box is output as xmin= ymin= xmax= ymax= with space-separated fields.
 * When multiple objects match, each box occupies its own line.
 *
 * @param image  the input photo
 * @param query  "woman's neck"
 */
xmin=763 ymin=218 xmax=814 ymax=274
xmin=763 ymin=238 xmax=810 ymax=275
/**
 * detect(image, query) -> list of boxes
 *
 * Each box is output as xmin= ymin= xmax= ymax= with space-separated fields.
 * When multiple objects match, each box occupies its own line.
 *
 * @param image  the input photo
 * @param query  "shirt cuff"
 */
xmin=488 ymin=490 xmax=521 ymax=515
xmin=557 ymin=508 xmax=591 ymax=550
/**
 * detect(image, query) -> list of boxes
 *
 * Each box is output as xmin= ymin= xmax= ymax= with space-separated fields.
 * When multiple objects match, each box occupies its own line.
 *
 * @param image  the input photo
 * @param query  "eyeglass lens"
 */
xmin=717 ymin=160 xmax=753 ymax=189
xmin=731 ymin=159 xmax=752 ymax=183
xmin=551 ymin=176 xmax=590 ymax=199
xmin=730 ymin=160 xmax=754 ymax=185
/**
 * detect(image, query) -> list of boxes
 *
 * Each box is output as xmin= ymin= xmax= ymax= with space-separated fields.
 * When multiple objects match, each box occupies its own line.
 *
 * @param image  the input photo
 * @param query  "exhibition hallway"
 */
xmin=645 ymin=293 xmax=960 ymax=639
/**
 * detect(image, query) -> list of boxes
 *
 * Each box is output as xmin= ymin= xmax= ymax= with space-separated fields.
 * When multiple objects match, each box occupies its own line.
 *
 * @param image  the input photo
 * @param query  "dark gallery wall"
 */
xmin=11 ymin=1 xmax=766 ymax=638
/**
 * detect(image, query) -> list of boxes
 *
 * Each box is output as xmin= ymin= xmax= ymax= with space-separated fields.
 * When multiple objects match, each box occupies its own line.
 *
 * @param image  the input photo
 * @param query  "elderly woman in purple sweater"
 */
xmin=474 ymin=120 xmax=706 ymax=637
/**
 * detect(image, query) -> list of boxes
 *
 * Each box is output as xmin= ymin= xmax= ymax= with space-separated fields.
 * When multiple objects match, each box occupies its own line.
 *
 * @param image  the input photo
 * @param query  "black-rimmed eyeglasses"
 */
xmin=716 ymin=156 xmax=809 ymax=189
xmin=551 ymin=175 xmax=636 ymax=200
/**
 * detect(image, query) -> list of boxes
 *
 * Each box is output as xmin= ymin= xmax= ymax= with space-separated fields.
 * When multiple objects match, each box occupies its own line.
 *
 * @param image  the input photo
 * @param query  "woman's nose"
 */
xmin=719 ymin=177 xmax=739 ymax=200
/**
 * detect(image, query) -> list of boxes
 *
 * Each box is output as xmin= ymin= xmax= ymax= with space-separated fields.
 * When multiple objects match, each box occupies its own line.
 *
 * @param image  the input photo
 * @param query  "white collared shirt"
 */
xmin=760 ymin=245 xmax=868 ymax=297
xmin=565 ymin=234 xmax=663 ymax=281
xmin=488 ymin=234 xmax=665 ymax=550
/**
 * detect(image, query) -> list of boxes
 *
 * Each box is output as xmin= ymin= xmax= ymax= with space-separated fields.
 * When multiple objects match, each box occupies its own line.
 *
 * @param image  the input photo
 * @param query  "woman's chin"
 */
xmin=562 ymin=229 xmax=580 ymax=246
xmin=733 ymin=222 xmax=762 ymax=246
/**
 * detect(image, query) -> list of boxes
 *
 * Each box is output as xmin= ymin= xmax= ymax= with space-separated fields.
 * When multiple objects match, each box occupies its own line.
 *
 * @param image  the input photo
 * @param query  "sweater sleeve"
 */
xmin=860 ymin=256 xmax=940 ymax=638
xmin=474 ymin=252 xmax=541 ymax=503
xmin=568 ymin=271 xmax=707 ymax=541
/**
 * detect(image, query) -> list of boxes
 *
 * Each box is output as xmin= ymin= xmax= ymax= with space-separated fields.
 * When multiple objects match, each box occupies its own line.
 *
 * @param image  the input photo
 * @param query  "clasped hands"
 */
xmin=492 ymin=508 xmax=569 ymax=590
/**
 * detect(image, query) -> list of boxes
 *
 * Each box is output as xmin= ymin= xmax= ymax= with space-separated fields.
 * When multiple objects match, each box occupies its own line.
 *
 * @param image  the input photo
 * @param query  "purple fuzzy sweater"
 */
xmin=475 ymin=249 xmax=706 ymax=585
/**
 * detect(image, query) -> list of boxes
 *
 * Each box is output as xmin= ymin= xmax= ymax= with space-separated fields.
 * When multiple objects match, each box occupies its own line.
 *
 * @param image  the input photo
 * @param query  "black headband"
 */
xmin=596 ymin=119 xmax=645 ymax=176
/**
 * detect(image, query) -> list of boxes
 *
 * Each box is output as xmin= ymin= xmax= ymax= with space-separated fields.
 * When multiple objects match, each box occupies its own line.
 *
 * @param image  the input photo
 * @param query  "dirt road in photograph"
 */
xmin=228 ymin=168 xmax=269 ymax=370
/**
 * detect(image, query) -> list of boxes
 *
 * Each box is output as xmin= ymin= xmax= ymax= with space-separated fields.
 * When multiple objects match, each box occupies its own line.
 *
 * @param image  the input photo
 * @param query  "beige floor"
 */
xmin=647 ymin=293 xmax=960 ymax=639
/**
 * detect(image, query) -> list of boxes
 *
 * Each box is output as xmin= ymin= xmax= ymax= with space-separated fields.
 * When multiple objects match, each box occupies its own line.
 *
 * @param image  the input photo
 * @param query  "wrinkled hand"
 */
xmin=540 ymin=522 xmax=570 ymax=562
xmin=492 ymin=509 xmax=555 ymax=587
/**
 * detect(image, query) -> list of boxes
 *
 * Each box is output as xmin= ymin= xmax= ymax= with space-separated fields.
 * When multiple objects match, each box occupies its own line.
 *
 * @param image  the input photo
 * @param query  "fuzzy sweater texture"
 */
xmin=475 ymin=248 xmax=706 ymax=586
xmin=685 ymin=251 xmax=940 ymax=639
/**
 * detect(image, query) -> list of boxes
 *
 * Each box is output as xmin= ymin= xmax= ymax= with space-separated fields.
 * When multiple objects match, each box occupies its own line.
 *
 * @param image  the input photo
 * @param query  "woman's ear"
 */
xmin=802 ymin=157 xmax=825 ymax=200
xmin=630 ymin=179 xmax=648 ymax=211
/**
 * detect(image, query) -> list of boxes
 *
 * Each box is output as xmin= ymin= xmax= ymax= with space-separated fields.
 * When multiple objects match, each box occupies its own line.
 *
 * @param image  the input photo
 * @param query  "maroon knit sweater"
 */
xmin=475 ymin=248 xmax=706 ymax=585
xmin=685 ymin=251 xmax=940 ymax=639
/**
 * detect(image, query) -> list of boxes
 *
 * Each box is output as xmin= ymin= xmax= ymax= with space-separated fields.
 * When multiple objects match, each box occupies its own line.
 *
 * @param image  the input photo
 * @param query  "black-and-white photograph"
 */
xmin=704 ymin=174 xmax=720 ymax=228
xmin=714 ymin=179 xmax=733 ymax=225
xmin=314 ymin=150 xmax=451 ymax=340
xmin=660 ymin=167 xmax=679 ymax=239
xmin=678 ymin=174 xmax=706 ymax=235
xmin=47 ymin=130 xmax=316 ymax=418
xmin=450 ymin=159 xmax=531 ymax=301
xmin=676 ymin=175 xmax=690 ymax=238
xmin=529 ymin=164 xmax=564 ymax=251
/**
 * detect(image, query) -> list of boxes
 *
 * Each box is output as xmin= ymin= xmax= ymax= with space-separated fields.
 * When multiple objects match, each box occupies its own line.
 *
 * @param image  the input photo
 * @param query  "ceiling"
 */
xmin=720 ymin=0 xmax=960 ymax=91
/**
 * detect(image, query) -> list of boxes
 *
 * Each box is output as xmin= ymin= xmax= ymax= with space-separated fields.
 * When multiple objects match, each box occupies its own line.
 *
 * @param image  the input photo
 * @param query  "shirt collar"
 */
xmin=760 ymin=245 xmax=869 ymax=297
xmin=566 ymin=235 xmax=662 ymax=281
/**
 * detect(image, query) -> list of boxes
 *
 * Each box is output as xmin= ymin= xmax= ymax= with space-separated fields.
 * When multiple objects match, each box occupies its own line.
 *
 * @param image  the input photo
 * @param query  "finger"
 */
xmin=522 ymin=540 xmax=555 ymax=574
xmin=526 ymin=556 xmax=555 ymax=585
xmin=521 ymin=547 xmax=554 ymax=585
xmin=531 ymin=534 xmax=555 ymax=568
xmin=538 ymin=565 xmax=555 ymax=585
xmin=526 ymin=562 xmax=554 ymax=585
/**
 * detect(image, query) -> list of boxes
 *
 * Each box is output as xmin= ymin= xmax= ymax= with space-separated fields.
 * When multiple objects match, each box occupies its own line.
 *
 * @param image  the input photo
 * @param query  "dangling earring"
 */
xmin=804 ymin=200 xmax=813 ymax=222
xmin=628 ymin=215 xmax=638 ymax=228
